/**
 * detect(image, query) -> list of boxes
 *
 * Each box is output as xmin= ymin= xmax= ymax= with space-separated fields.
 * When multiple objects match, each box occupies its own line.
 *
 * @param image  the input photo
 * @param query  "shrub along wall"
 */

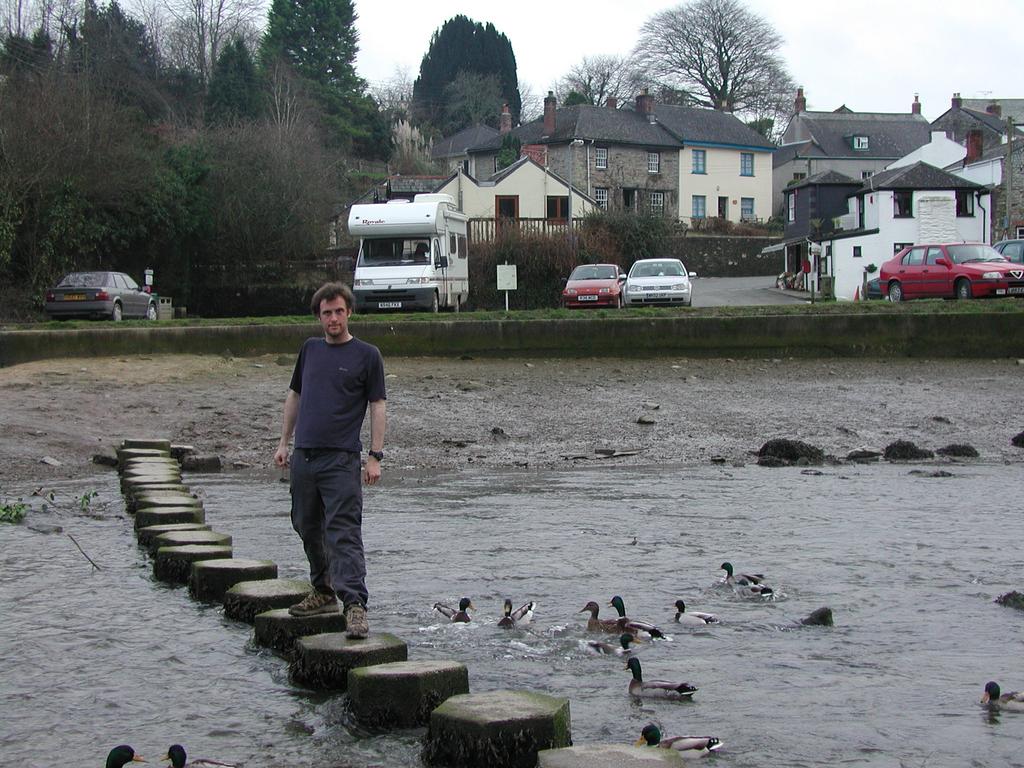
xmin=667 ymin=235 xmax=783 ymax=277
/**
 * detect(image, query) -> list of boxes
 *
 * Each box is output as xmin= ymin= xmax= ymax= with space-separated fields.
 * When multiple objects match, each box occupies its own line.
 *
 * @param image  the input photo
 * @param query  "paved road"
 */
xmin=690 ymin=275 xmax=809 ymax=307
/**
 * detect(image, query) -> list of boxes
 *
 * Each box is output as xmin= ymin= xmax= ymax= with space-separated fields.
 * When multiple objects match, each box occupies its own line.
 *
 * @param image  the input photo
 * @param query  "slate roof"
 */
xmin=469 ymin=105 xmax=681 ymax=152
xmin=854 ymin=161 xmax=985 ymax=194
xmin=651 ymin=104 xmax=775 ymax=150
xmin=431 ymin=124 xmax=500 ymax=160
xmin=787 ymin=111 xmax=931 ymax=160
xmin=788 ymin=169 xmax=859 ymax=190
xmin=962 ymin=98 xmax=1024 ymax=125
xmin=949 ymin=136 xmax=1024 ymax=168
xmin=388 ymin=176 xmax=451 ymax=194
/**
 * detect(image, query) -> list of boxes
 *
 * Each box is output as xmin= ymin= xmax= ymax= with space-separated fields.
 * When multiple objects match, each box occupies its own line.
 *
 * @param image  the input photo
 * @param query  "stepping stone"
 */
xmin=170 ymin=444 xmax=196 ymax=460
xmin=149 ymin=529 xmax=231 ymax=554
xmin=136 ymin=506 xmax=206 ymax=530
xmin=136 ymin=523 xmax=211 ymax=548
xmin=253 ymin=608 xmax=346 ymax=654
xmin=537 ymin=745 xmax=684 ymax=767
xmin=153 ymin=544 xmax=231 ymax=583
xmin=133 ymin=496 xmax=203 ymax=514
xmin=225 ymin=579 xmax=314 ymax=624
xmin=123 ymin=467 xmax=182 ymax=481
xmin=290 ymin=632 xmax=407 ymax=690
xmin=189 ymin=558 xmax=277 ymax=602
xmin=117 ymin=447 xmax=170 ymax=467
xmin=124 ymin=486 xmax=192 ymax=513
xmin=121 ymin=438 xmax=172 ymax=451
xmin=349 ymin=660 xmax=469 ymax=728
xmin=122 ymin=476 xmax=184 ymax=494
xmin=423 ymin=690 xmax=571 ymax=768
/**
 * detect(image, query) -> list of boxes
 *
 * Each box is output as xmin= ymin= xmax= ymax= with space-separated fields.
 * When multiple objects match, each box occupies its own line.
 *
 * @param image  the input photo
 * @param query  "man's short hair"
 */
xmin=310 ymin=282 xmax=355 ymax=315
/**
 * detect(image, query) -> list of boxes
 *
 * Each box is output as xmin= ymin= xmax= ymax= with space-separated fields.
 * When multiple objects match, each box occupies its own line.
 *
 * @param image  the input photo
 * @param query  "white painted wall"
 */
xmin=436 ymin=164 xmax=594 ymax=219
xmin=888 ymin=132 xmax=966 ymax=170
xmin=679 ymin=146 xmax=772 ymax=224
xmin=955 ymin=158 xmax=1002 ymax=186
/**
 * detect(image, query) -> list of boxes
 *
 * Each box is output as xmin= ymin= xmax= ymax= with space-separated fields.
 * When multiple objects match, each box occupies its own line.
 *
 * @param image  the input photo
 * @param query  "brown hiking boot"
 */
xmin=288 ymin=590 xmax=338 ymax=617
xmin=345 ymin=604 xmax=369 ymax=639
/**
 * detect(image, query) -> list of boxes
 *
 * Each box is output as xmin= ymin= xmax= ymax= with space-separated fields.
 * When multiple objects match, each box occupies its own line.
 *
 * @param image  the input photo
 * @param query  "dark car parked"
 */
xmin=993 ymin=239 xmax=1024 ymax=264
xmin=44 ymin=271 xmax=157 ymax=321
xmin=879 ymin=243 xmax=1023 ymax=301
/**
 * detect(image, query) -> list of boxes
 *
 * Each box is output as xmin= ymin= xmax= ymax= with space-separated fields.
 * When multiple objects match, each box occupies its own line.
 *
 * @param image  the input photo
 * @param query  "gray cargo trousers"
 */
xmin=289 ymin=448 xmax=368 ymax=608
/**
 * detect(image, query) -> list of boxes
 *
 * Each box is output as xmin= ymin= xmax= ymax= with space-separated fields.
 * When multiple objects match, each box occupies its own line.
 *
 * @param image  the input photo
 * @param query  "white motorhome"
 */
xmin=348 ymin=193 xmax=469 ymax=312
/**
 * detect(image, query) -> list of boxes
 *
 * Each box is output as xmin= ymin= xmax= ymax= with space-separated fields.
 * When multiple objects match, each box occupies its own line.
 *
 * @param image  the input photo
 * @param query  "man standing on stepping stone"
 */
xmin=274 ymin=282 xmax=386 ymax=640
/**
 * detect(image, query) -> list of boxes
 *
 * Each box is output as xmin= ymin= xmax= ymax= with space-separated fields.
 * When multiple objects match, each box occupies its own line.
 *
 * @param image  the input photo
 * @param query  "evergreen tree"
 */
xmin=207 ymin=38 xmax=262 ymax=123
xmin=260 ymin=0 xmax=389 ymax=158
xmin=412 ymin=15 xmax=520 ymax=133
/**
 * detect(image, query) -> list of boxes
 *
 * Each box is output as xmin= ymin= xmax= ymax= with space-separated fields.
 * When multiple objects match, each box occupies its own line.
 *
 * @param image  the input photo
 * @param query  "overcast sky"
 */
xmin=353 ymin=0 xmax=1022 ymax=123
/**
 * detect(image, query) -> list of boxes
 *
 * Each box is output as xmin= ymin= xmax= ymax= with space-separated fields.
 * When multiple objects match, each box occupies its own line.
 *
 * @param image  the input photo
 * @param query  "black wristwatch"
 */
xmin=367 ymin=449 xmax=384 ymax=462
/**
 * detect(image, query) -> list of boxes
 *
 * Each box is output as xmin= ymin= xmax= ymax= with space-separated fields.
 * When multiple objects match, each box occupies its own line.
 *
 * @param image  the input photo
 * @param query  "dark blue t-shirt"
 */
xmin=289 ymin=336 xmax=386 ymax=451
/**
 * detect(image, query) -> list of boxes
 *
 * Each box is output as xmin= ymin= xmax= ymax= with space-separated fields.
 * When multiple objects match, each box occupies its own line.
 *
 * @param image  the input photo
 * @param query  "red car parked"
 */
xmin=879 ymin=243 xmax=1024 ymax=301
xmin=561 ymin=263 xmax=626 ymax=309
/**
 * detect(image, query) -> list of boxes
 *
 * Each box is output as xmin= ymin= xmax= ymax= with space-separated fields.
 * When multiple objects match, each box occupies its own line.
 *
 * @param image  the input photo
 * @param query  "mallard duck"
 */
xmin=636 ymin=724 xmax=723 ymax=756
xmin=164 ymin=745 xmax=238 ymax=768
xmin=720 ymin=562 xmax=773 ymax=596
xmin=625 ymin=657 xmax=697 ymax=699
xmin=673 ymin=599 xmax=719 ymax=626
xmin=434 ymin=597 xmax=474 ymax=622
xmin=579 ymin=600 xmax=620 ymax=633
xmin=609 ymin=595 xmax=666 ymax=639
xmin=497 ymin=598 xmax=536 ymax=628
xmin=581 ymin=632 xmax=637 ymax=656
xmin=107 ymin=746 xmax=145 ymax=768
xmin=982 ymin=681 xmax=1024 ymax=712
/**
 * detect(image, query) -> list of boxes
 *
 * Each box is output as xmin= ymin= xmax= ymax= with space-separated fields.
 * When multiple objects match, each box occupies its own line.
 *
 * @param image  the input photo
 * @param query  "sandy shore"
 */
xmin=1 ymin=352 xmax=1022 ymax=485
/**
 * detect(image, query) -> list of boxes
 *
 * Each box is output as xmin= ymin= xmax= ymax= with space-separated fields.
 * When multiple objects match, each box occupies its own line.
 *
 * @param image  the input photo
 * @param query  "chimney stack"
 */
xmin=986 ymin=101 xmax=1002 ymax=118
xmin=951 ymin=92 xmax=962 ymax=109
xmin=543 ymin=91 xmax=557 ymax=136
xmin=966 ymin=129 xmax=983 ymax=163
xmin=499 ymin=103 xmax=512 ymax=134
xmin=606 ymin=96 xmax=617 ymax=109
xmin=635 ymin=88 xmax=655 ymax=123
xmin=794 ymin=86 xmax=806 ymax=114
xmin=911 ymin=94 xmax=921 ymax=115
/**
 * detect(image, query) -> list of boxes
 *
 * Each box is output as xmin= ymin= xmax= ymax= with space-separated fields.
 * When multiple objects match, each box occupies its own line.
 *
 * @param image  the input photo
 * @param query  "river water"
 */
xmin=2 ymin=461 xmax=1022 ymax=767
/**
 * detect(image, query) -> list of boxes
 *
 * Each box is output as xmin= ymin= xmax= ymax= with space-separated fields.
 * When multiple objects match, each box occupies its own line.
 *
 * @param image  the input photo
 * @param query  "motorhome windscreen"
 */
xmin=359 ymin=238 xmax=431 ymax=266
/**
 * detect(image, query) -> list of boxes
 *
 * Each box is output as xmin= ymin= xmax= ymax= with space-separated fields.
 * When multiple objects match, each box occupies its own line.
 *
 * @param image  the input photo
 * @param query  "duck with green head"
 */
xmin=720 ymin=562 xmax=773 ymax=596
xmin=625 ymin=657 xmax=697 ymax=699
xmin=581 ymin=632 xmax=637 ymax=656
xmin=107 ymin=746 xmax=145 ymax=768
xmin=636 ymin=724 xmax=723 ymax=756
xmin=434 ymin=597 xmax=474 ymax=622
xmin=609 ymin=595 xmax=665 ymax=639
xmin=673 ymin=599 xmax=719 ymax=626
xmin=982 ymin=682 xmax=1024 ymax=712
xmin=163 ymin=744 xmax=237 ymax=767
xmin=497 ymin=598 xmax=536 ymax=628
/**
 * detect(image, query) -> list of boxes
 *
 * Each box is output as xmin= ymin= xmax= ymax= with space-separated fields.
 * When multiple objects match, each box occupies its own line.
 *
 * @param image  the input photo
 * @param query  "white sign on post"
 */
xmin=496 ymin=264 xmax=517 ymax=311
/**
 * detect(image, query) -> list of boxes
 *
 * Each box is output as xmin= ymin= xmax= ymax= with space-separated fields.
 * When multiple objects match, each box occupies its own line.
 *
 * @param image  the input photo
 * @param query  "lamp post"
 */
xmin=567 ymin=138 xmax=584 ymax=256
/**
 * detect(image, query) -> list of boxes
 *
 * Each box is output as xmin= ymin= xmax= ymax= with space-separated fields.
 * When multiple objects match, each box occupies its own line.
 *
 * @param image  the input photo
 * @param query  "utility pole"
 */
xmin=1007 ymin=116 xmax=1015 ymax=240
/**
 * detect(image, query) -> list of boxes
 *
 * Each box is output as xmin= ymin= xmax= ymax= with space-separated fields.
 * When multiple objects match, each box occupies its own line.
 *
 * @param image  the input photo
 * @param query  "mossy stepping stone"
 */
xmin=124 ymin=486 xmax=192 ymax=513
xmin=153 ymin=544 xmax=231 ymax=583
xmin=150 ymin=529 xmax=231 ymax=554
xmin=189 ymin=558 xmax=277 ymax=602
xmin=117 ymin=447 xmax=170 ymax=467
xmin=225 ymin=579 xmax=314 ymax=623
xmin=349 ymin=660 xmax=469 ymax=728
xmin=290 ymin=632 xmax=407 ymax=690
xmin=253 ymin=608 xmax=347 ymax=653
xmin=136 ymin=506 xmax=206 ymax=530
xmin=121 ymin=438 xmax=172 ymax=451
xmin=423 ymin=690 xmax=571 ymax=768
xmin=537 ymin=745 xmax=684 ymax=767
xmin=136 ymin=523 xmax=211 ymax=548
xmin=123 ymin=468 xmax=182 ymax=482
xmin=133 ymin=495 xmax=203 ymax=513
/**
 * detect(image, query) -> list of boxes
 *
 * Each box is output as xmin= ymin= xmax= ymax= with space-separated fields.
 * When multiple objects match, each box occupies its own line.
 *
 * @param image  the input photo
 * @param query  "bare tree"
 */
xmin=634 ymin=0 xmax=794 ymax=118
xmin=158 ymin=0 xmax=262 ymax=87
xmin=518 ymin=79 xmax=541 ymax=123
xmin=369 ymin=65 xmax=413 ymax=122
xmin=557 ymin=54 xmax=645 ymax=107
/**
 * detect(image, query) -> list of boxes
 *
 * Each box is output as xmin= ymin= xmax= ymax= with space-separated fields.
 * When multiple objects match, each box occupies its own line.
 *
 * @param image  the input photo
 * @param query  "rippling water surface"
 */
xmin=2 ymin=462 xmax=1023 ymax=767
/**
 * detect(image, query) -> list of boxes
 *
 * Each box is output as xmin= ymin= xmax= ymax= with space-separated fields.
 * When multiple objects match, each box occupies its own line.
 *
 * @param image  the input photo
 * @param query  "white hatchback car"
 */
xmin=624 ymin=258 xmax=696 ymax=307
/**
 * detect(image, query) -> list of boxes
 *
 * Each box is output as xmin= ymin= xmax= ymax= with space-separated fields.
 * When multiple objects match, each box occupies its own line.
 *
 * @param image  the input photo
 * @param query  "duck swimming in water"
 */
xmin=982 ymin=681 xmax=1024 ymax=712
xmin=107 ymin=746 xmax=145 ymax=768
xmin=625 ymin=657 xmax=697 ymax=700
xmin=581 ymin=632 xmax=637 ymax=656
xmin=673 ymin=599 xmax=719 ymax=626
xmin=434 ymin=597 xmax=474 ymax=622
xmin=497 ymin=598 xmax=536 ymax=628
xmin=720 ymin=562 xmax=774 ymax=596
xmin=579 ymin=600 xmax=620 ymax=633
xmin=636 ymin=724 xmax=723 ymax=756
xmin=163 ymin=745 xmax=238 ymax=768
xmin=609 ymin=595 xmax=666 ymax=639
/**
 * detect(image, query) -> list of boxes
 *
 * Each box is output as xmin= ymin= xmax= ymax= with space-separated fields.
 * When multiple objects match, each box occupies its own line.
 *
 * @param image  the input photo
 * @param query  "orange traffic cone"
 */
xmin=853 ymin=286 xmax=860 ymax=302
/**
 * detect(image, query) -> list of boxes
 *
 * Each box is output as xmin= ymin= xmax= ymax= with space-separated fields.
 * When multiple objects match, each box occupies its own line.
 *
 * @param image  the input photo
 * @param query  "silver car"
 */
xmin=624 ymin=258 xmax=696 ymax=307
xmin=44 ymin=271 xmax=157 ymax=321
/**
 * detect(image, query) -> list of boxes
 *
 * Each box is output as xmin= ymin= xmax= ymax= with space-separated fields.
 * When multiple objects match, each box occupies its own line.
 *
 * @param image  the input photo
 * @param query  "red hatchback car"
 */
xmin=879 ymin=243 xmax=1024 ymax=301
xmin=561 ymin=263 xmax=626 ymax=309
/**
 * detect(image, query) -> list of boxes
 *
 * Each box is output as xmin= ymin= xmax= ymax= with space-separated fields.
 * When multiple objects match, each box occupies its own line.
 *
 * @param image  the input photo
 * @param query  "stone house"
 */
xmin=946 ymin=136 xmax=1024 ymax=241
xmin=931 ymin=93 xmax=1022 ymax=154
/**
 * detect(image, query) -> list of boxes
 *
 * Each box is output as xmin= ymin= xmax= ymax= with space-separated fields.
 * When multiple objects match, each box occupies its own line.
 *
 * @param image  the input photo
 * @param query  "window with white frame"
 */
xmin=595 ymin=147 xmax=608 ymax=169
xmin=740 ymin=152 xmax=754 ymax=176
xmin=692 ymin=149 xmax=706 ymax=174
xmin=692 ymin=195 xmax=706 ymax=219
xmin=741 ymin=197 xmax=755 ymax=221
xmin=861 ymin=170 xmax=874 ymax=179
xmin=955 ymin=189 xmax=975 ymax=217
xmin=853 ymin=135 xmax=869 ymax=151
xmin=594 ymin=187 xmax=608 ymax=209
xmin=787 ymin=190 xmax=796 ymax=222
xmin=647 ymin=151 xmax=660 ymax=174
xmin=649 ymin=191 xmax=665 ymax=216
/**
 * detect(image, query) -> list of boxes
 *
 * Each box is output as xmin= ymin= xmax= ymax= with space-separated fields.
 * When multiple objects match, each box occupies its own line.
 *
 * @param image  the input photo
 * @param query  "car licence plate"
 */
xmin=62 ymin=294 xmax=86 ymax=301
xmin=1007 ymin=287 xmax=1024 ymax=295
xmin=378 ymin=301 xmax=402 ymax=309
xmin=579 ymin=295 xmax=598 ymax=301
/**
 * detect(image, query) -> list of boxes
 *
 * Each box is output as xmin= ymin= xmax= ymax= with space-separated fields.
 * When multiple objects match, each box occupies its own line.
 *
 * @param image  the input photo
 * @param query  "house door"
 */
xmin=495 ymin=195 xmax=519 ymax=234
xmin=718 ymin=196 xmax=728 ymax=219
